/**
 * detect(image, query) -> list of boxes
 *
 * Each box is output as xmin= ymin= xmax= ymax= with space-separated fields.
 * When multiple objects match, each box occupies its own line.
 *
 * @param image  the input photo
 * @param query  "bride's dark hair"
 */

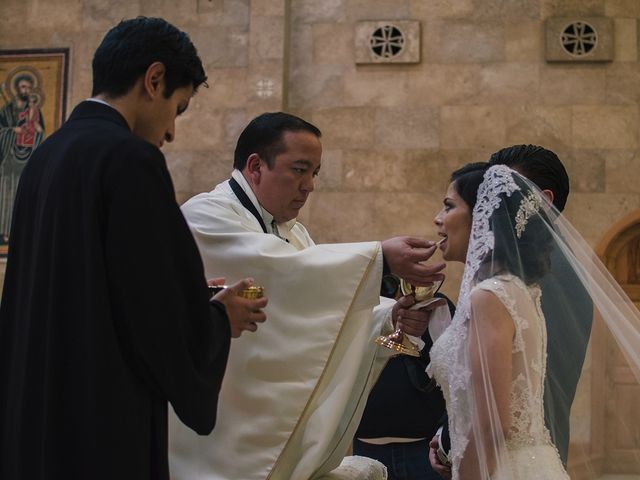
xmin=451 ymin=163 xmax=553 ymax=285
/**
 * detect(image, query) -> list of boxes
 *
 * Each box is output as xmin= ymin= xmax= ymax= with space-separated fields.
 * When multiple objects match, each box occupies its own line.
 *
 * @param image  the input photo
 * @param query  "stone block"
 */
xmin=409 ymin=0 xmax=474 ymax=18
xmin=304 ymin=192 xmax=441 ymax=243
xmin=563 ymin=149 xmax=606 ymax=192
xmin=506 ymin=20 xmax=543 ymax=62
xmin=605 ymin=0 xmax=640 ymax=17
xmin=406 ymin=65 xmax=480 ymax=105
xmin=313 ymin=23 xmax=354 ymax=65
xmin=606 ymin=64 xmax=640 ymax=105
xmin=343 ymin=69 xmax=408 ymax=107
xmin=167 ymin=149 xmax=234 ymax=203
xmin=292 ymin=0 xmax=346 ymax=24
xmin=605 ymin=150 xmax=640 ymax=194
xmin=355 ymin=20 xmax=421 ymax=64
xmin=250 ymin=0 xmax=285 ymax=17
xmin=250 ymin=15 xmax=285 ymax=62
xmin=545 ymin=17 xmax=613 ymax=62
xmin=288 ymin=66 xmax=346 ymax=109
xmin=505 ymin=105 xmax=572 ymax=151
xmin=572 ymin=106 xmax=638 ymax=149
xmin=247 ymin=63 xmax=283 ymax=105
xmin=140 ymin=0 xmax=199 ymax=24
xmin=25 ymin=0 xmax=84 ymax=30
xmin=341 ymin=150 xmax=407 ymax=192
xmin=197 ymin=0 xmax=224 ymax=14
xmin=345 ymin=0 xmax=410 ymax=20
xmin=563 ymin=193 xmax=640 ymax=243
xmin=290 ymin=23 xmax=314 ymax=67
xmin=614 ymin=18 xmax=637 ymax=62
xmin=314 ymin=149 xmax=343 ymax=191
xmin=475 ymin=63 xmax=540 ymax=104
xmin=423 ymin=20 xmax=505 ymax=63
xmin=541 ymin=0 xmax=605 ymax=17
xmin=190 ymin=26 xmax=249 ymax=68
xmin=441 ymin=106 xmax=507 ymax=149
xmin=374 ymin=107 xmax=439 ymax=149
xmin=539 ymin=65 xmax=605 ymax=105
xmin=223 ymin=108 xmax=250 ymax=150
xmin=167 ymin=106 xmax=225 ymax=150
xmin=82 ymin=0 xmax=141 ymax=30
xmin=201 ymin=68 xmax=248 ymax=109
xmin=472 ymin=0 xmax=541 ymax=21
xmin=311 ymin=108 xmax=376 ymax=149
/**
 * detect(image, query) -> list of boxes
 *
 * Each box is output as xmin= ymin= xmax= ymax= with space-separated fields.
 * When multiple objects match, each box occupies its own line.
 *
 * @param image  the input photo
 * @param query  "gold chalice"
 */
xmin=374 ymin=278 xmax=443 ymax=357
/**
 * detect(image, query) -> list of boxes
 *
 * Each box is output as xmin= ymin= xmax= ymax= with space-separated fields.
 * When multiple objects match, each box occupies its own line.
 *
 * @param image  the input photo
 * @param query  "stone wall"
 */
xmin=1 ymin=0 xmax=639 ymax=302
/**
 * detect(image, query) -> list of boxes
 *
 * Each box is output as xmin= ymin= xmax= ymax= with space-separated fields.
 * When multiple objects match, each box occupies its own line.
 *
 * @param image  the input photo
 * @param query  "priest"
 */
xmin=169 ymin=112 xmax=445 ymax=479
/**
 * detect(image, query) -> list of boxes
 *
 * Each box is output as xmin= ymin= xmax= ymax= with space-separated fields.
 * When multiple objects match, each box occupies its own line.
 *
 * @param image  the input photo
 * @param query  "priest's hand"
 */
xmin=381 ymin=236 xmax=445 ymax=287
xmin=213 ymin=278 xmax=268 ymax=337
xmin=393 ymin=294 xmax=447 ymax=336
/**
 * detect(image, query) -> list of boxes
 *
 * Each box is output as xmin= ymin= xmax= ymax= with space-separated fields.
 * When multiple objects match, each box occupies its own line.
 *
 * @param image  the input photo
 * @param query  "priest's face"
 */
xmin=433 ymin=181 xmax=472 ymax=262
xmin=252 ymin=130 xmax=322 ymax=223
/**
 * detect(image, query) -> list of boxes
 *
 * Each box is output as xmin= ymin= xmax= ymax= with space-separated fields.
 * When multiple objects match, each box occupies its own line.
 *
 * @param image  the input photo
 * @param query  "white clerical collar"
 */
xmin=85 ymin=97 xmax=114 ymax=109
xmin=230 ymin=169 xmax=297 ymax=233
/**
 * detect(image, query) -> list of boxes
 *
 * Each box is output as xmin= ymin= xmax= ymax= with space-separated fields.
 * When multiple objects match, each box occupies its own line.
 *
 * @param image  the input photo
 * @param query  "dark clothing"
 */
xmin=542 ymin=247 xmax=593 ymax=466
xmin=353 ymin=438 xmax=441 ymax=480
xmin=0 ymin=101 xmax=231 ymax=480
xmin=355 ymin=294 xmax=454 ymax=476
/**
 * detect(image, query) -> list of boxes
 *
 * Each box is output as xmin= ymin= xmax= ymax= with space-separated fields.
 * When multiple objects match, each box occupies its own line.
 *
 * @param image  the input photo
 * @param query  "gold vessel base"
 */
xmin=375 ymin=334 xmax=421 ymax=357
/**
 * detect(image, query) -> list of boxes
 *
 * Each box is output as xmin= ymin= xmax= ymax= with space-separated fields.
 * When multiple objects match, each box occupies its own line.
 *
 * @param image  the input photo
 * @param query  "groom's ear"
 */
xmin=541 ymin=189 xmax=554 ymax=205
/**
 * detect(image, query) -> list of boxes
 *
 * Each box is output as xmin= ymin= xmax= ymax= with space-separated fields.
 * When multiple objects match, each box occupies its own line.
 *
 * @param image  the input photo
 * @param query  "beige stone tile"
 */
xmin=291 ymin=0 xmax=346 ymax=23
xmin=314 ymin=149 xmax=343 ymax=191
xmin=345 ymin=0 xmax=410 ymax=20
xmin=474 ymin=63 xmax=540 ymax=104
xmin=605 ymin=150 xmax=640 ymax=194
xmin=343 ymin=70 xmax=409 ymax=107
xmin=572 ymin=106 xmax=638 ymax=149
xmin=409 ymin=0 xmax=474 ymax=18
xmin=341 ymin=150 xmax=407 ymax=192
xmin=406 ymin=64 xmax=480 ymax=106
xmin=312 ymin=23 xmax=354 ymax=65
xmin=563 ymin=192 xmax=640 ymax=243
xmin=539 ymin=65 xmax=606 ymax=105
xmin=423 ymin=20 xmax=505 ymax=63
xmin=541 ymin=0 xmax=605 ymax=17
xmin=505 ymin=105 xmax=572 ymax=152
xmin=168 ymin=149 xmax=235 ymax=203
xmin=251 ymin=0 xmax=285 ymax=17
xmin=196 ymin=68 xmax=248 ymax=109
xmin=374 ymin=107 xmax=440 ymax=149
xmin=289 ymin=22 xmax=314 ymax=67
xmin=505 ymin=20 xmax=543 ymax=62
xmin=562 ymin=149 xmax=606 ymax=193
xmin=288 ymin=66 xmax=346 ymax=109
xmin=614 ymin=18 xmax=638 ymax=62
xmin=606 ymin=64 xmax=640 ymax=105
xmin=250 ymin=16 xmax=285 ymax=62
xmin=189 ymin=26 xmax=249 ymax=68
xmin=247 ymin=63 xmax=284 ymax=106
xmin=304 ymin=192 xmax=441 ymax=243
xmin=24 ymin=0 xmax=84 ymax=30
xmin=140 ymin=0 xmax=199 ymax=24
xmin=82 ymin=0 xmax=141 ymax=29
xmin=441 ymin=106 xmax=507 ymax=149
xmin=605 ymin=0 xmax=640 ymax=17
xmin=167 ymin=106 xmax=225 ymax=150
xmin=472 ymin=0 xmax=541 ymax=20
xmin=311 ymin=108 xmax=376 ymax=149
xmin=222 ymin=0 xmax=251 ymax=26
xmin=222 ymin=108 xmax=250 ymax=150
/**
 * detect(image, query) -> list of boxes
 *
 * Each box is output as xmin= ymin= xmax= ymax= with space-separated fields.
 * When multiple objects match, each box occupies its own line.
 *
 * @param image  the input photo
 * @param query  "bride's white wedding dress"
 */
xmin=429 ymin=274 xmax=568 ymax=480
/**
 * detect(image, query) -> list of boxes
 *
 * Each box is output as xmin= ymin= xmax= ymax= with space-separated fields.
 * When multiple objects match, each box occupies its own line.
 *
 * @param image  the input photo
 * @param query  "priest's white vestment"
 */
xmin=168 ymin=170 xmax=395 ymax=480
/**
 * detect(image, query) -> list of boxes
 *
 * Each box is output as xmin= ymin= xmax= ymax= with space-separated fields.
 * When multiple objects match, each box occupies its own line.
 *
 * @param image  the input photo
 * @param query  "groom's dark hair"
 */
xmin=488 ymin=145 xmax=570 ymax=212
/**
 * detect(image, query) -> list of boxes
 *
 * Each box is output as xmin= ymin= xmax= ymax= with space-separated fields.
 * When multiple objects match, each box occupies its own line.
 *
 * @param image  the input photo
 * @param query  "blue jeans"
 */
xmin=352 ymin=438 xmax=441 ymax=480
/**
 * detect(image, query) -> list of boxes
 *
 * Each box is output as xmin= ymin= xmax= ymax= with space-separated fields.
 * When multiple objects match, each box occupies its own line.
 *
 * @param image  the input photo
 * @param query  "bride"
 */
xmin=427 ymin=163 xmax=640 ymax=479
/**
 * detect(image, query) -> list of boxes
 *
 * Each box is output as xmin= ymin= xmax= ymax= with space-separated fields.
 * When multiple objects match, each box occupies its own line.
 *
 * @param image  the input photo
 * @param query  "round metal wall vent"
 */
xmin=560 ymin=21 xmax=597 ymax=56
xmin=369 ymin=25 xmax=405 ymax=58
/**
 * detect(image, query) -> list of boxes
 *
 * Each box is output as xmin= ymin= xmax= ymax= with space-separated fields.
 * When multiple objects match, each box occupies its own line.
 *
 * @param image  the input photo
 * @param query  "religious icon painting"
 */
xmin=0 ymin=48 xmax=69 ymax=257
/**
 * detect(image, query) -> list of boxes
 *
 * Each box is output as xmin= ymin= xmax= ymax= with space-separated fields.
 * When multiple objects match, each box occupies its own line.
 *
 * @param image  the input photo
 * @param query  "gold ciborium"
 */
xmin=375 ymin=278 xmax=443 ymax=357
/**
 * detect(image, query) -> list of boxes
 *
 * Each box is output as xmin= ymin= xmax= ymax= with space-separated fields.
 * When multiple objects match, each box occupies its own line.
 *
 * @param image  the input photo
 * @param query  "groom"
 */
xmin=429 ymin=145 xmax=592 ymax=476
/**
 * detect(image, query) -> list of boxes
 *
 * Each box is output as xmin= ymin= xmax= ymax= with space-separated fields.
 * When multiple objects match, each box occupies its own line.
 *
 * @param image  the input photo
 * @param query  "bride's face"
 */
xmin=434 ymin=181 xmax=472 ymax=262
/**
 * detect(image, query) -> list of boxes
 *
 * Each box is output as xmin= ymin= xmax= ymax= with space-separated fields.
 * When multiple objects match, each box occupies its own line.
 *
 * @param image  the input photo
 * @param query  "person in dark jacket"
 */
xmin=0 ymin=17 xmax=267 ymax=480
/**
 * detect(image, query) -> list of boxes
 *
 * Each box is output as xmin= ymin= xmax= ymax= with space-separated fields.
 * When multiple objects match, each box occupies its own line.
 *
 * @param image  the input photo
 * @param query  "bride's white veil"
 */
xmin=432 ymin=164 xmax=640 ymax=479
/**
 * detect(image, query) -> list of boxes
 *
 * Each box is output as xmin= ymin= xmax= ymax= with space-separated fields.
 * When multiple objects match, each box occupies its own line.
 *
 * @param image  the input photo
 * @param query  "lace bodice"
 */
xmin=429 ymin=274 xmax=554 ymax=477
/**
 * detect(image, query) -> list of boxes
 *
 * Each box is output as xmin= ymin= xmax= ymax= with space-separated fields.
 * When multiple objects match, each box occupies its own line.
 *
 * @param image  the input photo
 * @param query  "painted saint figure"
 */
xmin=0 ymin=72 xmax=45 ymax=243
